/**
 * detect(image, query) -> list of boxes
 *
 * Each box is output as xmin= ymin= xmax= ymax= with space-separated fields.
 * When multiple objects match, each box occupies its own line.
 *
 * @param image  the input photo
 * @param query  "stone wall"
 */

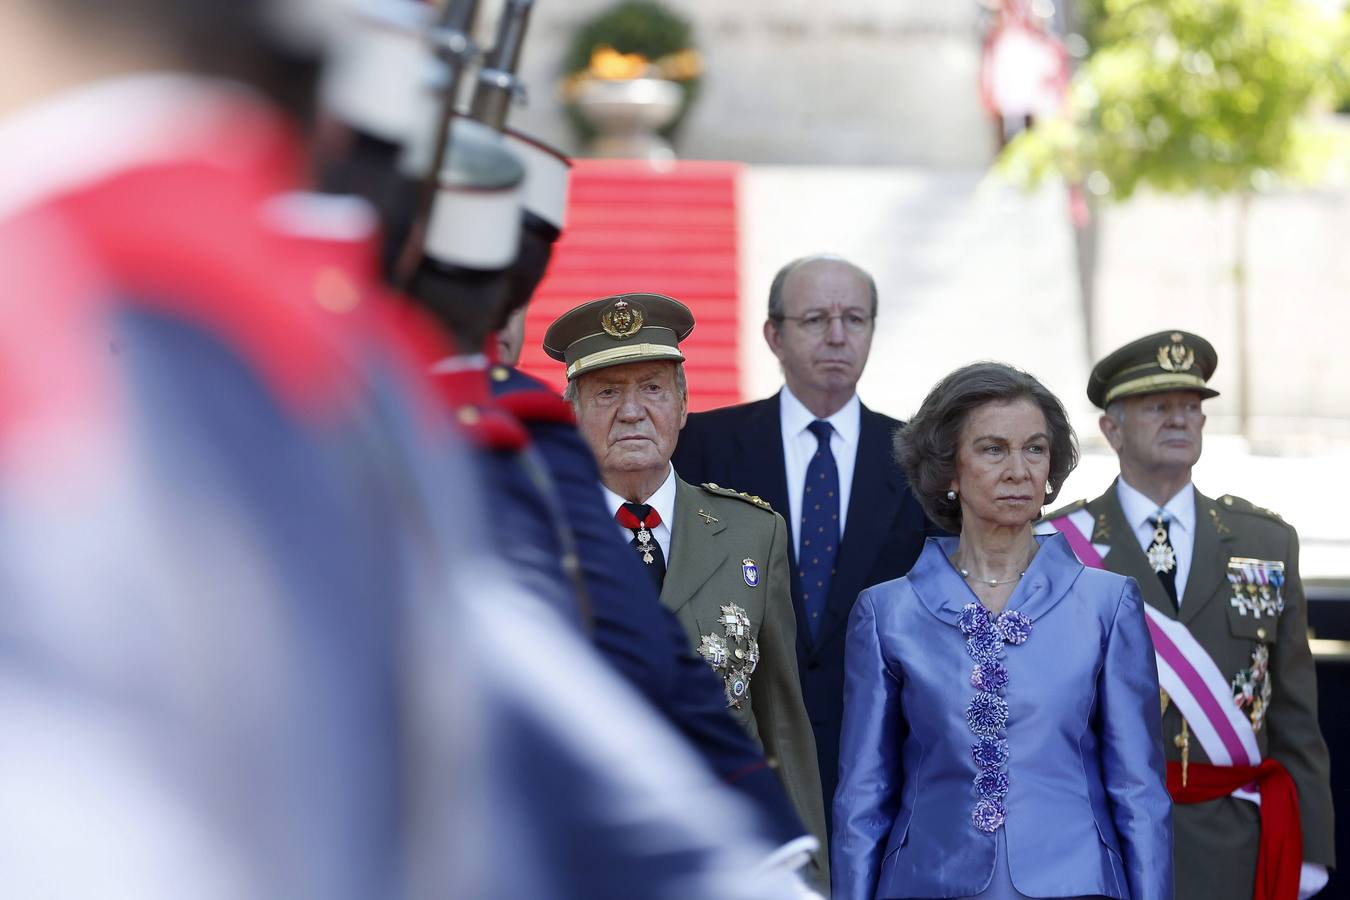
xmin=736 ymin=168 xmax=1350 ymax=444
xmin=480 ymin=0 xmax=997 ymax=166
xmin=732 ymin=168 xmax=1350 ymax=575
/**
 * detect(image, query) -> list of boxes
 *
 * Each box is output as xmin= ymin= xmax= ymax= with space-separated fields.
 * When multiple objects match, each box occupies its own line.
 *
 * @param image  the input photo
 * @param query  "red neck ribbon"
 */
xmin=615 ymin=505 xmax=661 ymax=530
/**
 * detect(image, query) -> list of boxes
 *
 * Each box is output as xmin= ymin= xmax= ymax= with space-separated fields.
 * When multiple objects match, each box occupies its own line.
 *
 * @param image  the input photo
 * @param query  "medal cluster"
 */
xmin=697 ymin=604 xmax=760 ymax=709
xmin=1226 ymin=557 xmax=1285 ymax=618
xmin=1232 ymin=645 xmax=1273 ymax=733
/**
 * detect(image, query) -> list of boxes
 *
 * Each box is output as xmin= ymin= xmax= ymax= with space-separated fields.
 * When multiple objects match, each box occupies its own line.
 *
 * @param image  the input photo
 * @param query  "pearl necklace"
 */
xmin=955 ymin=541 xmax=1038 ymax=588
xmin=959 ymin=568 xmax=1025 ymax=588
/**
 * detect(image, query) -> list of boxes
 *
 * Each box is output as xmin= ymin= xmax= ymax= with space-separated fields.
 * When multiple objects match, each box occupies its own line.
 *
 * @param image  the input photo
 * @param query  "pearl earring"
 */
xmin=946 ymin=490 xmax=957 ymax=501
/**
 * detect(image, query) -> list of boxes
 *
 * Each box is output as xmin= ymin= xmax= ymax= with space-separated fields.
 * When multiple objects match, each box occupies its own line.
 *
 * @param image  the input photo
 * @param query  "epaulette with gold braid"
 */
xmin=1039 ymin=497 xmax=1088 ymax=524
xmin=1218 ymin=494 xmax=1284 ymax=522
xmin=699 ymin=482 xmax=775 ymax=512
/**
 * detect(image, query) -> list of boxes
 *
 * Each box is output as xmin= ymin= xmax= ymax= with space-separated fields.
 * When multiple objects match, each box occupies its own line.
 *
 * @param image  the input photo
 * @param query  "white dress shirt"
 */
xmin=603 ymin=466 xmax=676 ymax=562
xmin=1116 ymin=478 xmax=1196 ymax=604
xmin=779 ymin=387 xmax=860 ymax=554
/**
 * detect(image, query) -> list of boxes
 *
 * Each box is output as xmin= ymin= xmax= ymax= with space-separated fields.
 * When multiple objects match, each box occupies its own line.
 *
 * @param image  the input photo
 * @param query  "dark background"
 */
xmin=1309 ymin=586 xmax=1350 ymax=899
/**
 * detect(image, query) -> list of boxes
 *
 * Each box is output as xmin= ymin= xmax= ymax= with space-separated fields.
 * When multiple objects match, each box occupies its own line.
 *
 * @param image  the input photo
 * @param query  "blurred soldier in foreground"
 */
xmin=482 ymin=135 xmax=820 ymax=863
xmin=323 ymin=6 xmax=823 ymax=887
xmin=547 ymin=293 xmax=831 ymax=892
xmin=0 ymin=1 xmax=460 ymax=894
xmin=0 ymin=1 xmax=825 ymax=897
xmin=1044 ymin=330 xmax=1334 ymax=900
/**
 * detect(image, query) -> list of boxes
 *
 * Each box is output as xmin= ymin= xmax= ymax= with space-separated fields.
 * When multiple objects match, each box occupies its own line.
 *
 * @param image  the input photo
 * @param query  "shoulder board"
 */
xmin=454 ymin=405 xmax=530 ymax=453
xmin=699 ymin=482 xmax=775 ymax=513
xmin=1039 ymin=498 xmax=1088 ymax=523
xmin=495 ymin=389 xmax=576 ymax=426
xmin=1217 ymin=494 xmax=1284 ymax=522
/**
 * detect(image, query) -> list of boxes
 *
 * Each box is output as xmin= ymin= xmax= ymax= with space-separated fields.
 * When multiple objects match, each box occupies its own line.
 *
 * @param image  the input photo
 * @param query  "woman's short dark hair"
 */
xmin=894 ymin=362 xmax=1078 ymax=534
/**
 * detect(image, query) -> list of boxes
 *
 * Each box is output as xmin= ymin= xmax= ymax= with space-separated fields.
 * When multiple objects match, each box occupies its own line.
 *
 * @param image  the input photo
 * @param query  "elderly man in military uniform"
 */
xmin=1044 ymin=330 xmax=1334 ymax=900
xmin=546 ymin=293 xmax=829 ymax=892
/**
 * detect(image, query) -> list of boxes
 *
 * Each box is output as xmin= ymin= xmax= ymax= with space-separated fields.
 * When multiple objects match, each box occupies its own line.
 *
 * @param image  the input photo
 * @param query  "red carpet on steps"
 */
xmin=516 ymin=159 xmax=743 ymax=412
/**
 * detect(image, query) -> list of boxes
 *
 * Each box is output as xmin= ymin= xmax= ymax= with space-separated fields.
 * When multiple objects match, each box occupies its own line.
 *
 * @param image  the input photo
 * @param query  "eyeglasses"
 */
xmin=771 ymin=311 xmax=874 ymax=335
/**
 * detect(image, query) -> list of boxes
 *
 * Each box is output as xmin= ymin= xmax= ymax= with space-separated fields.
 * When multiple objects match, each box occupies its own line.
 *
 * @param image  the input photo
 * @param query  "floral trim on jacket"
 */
xmin=959 ymin=603 xmax=1033 ymax=833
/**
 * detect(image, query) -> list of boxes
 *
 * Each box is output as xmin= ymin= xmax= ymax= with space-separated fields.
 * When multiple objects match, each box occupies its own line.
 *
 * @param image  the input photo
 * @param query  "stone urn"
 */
xmin=572 ymin=77 xmax=683 ymax=161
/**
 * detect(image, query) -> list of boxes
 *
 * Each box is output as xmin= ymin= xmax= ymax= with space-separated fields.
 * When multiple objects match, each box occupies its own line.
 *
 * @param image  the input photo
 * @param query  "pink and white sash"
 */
xmin=1047 ymin=513 xmax=1261 ymax=802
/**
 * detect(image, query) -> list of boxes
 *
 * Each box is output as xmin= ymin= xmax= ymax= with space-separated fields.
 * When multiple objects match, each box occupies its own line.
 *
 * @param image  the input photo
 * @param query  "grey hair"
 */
xmin=766 ymin=254 xmax=879 ymax=325
xmin=1103 ymin=400 xmax=1126 ymax=424
xmin=564 ymin=362 xmax=688 ymax=409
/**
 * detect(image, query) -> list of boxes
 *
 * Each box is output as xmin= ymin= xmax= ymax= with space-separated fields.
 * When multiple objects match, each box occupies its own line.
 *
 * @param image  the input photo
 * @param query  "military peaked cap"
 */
xmin=543 ymin=293 xmax=695 ymax=381
xmin=1088 ymin=329 xmax=1220 ymax=409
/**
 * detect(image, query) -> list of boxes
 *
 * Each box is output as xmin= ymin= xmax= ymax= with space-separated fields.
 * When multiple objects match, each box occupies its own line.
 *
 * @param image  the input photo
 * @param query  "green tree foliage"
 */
xmin=1002 ymin=0 xmax=1350 ymax=200
xmin=561 ymin=0 xmax=701 ymax=142
xmin=563 ymin=0 xmax=695 ymax=75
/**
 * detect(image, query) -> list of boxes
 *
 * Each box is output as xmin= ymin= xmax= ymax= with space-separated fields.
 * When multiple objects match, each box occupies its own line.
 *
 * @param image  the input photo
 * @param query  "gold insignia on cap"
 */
xmin=1087 ymin=329 xmax=1219 ymax=408
xmin=1157 ymin=333 xmax=1196 ymax=373
xmin=600 ymin=299 xmax=644 ymax=340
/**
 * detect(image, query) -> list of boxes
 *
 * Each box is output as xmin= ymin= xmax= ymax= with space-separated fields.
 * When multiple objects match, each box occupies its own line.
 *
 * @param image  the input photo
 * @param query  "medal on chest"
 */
xmin=697 ymin=603 xmax=760 ymax=709
xmin=636 ymin=527 xmax=655 ymax=564
xmin=1147 ymin=519 xmax=1176 ymax=574
xmin=616 ymin=504 xmax=661 ymax=565
xmin=1226 ymin=556 xmax=1286 ymax=618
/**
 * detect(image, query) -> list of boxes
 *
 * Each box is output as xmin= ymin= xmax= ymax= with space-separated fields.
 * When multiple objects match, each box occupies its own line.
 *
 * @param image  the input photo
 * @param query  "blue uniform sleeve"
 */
xmin=1096 ymin=577 xmax=1174 ymax=900
xmin=478 ymin=449 xmax=583 ymax=620
xmin=525 ymin=416 xmax=807 ymax=845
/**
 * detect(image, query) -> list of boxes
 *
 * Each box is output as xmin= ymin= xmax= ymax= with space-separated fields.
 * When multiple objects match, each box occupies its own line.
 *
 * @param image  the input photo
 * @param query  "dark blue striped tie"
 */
xmin=800 ymin=420 xmax=839 ymax=640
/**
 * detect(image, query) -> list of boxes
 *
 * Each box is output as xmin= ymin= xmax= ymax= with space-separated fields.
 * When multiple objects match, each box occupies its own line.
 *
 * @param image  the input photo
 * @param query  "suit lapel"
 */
xmin=815 ymin=405 xmax=900 ymax=645
xmin=733 ymin=395 xmax=813 ymax=653
xmin=1093 ymin=483 xmax=1177 ymax=618
xmin=660 ymin=477 xmax=729 ymax=615
xmin=1179 ymin=489 xmax=1233 ymax=625
xmin=735 ymin=395 xmax=790 ymax=520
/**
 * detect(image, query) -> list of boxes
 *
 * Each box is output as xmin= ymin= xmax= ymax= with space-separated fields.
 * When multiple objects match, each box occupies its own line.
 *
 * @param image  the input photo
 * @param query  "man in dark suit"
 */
xmin=673 ymin=254 xmax=931 ymax=823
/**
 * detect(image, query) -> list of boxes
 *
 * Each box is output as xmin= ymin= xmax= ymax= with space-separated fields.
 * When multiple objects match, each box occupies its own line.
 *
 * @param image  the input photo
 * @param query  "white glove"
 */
xmin=1298 ymin=862 xmax=1328 ymax=900
xmin=751 ymin=836 xmax=824 ymax=900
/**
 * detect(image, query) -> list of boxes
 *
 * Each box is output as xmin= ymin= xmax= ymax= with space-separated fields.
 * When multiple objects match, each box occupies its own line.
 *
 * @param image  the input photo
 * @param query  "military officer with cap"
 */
xmin=472 ymin=121 xmax=822 ymax=865
xmin=1044 ymin=330 xmax=1334 ymax=900
xmin=547 ymin=293 xmax=830 ymax=894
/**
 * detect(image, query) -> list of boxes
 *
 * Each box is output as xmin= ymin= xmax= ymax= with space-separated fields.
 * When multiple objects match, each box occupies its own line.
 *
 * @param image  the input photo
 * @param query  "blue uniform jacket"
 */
xmin=833 ymin=533 xmax=1174 ymax=900
xmin=491 ymin=366 xmax=807 ymax=845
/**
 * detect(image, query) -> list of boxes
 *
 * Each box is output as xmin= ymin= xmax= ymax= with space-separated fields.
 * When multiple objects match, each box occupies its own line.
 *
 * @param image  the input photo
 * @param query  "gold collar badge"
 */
xmin=1157 ymin=332 xmax=1196 ymax=373
xmin=600 ymin=299 xmax=643 ymax=339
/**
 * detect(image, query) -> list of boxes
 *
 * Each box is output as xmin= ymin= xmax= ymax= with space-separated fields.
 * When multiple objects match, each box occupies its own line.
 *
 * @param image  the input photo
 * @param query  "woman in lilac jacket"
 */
xmin=832 ymin=363 xmax=1172 ymax=900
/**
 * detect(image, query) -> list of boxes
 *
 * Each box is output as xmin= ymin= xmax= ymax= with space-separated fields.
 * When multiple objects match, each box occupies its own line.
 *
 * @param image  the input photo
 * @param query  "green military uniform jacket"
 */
xmin=662 ymin=476 xmax=829 ymax=893
xmin=1049 ymin=481 xmax=1334 ymax=899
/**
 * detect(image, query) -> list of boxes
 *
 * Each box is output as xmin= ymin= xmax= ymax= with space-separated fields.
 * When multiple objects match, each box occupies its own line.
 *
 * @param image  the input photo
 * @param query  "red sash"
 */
xmin=1167 ymin=759 xmax=1303 ymax=900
